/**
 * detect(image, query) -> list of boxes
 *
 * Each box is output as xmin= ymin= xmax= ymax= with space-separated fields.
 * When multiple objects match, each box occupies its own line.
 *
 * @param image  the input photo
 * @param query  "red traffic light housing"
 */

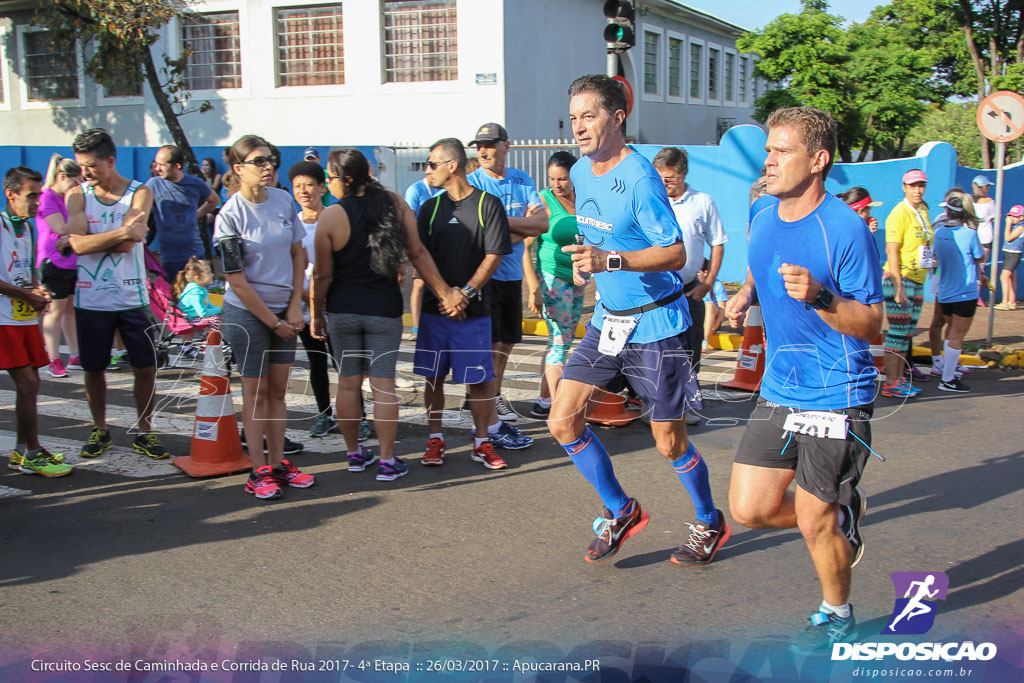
xmin=603 ymin=0 xmax=635 ymax=54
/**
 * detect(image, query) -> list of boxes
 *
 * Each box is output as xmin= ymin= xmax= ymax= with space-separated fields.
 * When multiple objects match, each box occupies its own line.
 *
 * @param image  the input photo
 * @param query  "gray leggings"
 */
xmin=327 ymin=313 xmax=403 ymax=377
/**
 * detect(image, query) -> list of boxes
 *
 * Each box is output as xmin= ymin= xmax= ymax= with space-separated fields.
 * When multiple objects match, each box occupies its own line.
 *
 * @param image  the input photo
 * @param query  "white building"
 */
xmin=0 ymin=0 xmax=761 ymax=149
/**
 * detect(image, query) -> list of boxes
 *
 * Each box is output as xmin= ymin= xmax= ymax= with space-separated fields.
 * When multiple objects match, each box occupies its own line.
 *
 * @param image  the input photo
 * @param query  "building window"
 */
xmin=382 ymin=0 xmax=457 ymax=83
xmin=23 ymin=30 xmax=79 ymax=101
xmin=668 ymin=37 xmax=682 ymax=97
xmin=643 ymin=31 xmax=659 ymax=94
xmin=708 ymin=46 xmax=720 ymax=100
xmin=689 ymin=42 xmax=702 ymax=99
xmin=725 ymin=52 xmax=735 ymax=101
xmin=181 ymin=11 xmax=242 ymax=90
xmin=105 ymin=61 xmax=144 ymax=97
xmin=739 ymin=56 xmax=748 ymax=104
xmin=276 ymin=4 xmax=345 ymax=87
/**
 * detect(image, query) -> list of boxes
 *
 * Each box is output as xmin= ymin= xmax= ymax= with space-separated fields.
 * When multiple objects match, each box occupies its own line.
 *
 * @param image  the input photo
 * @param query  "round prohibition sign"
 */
xmin=977 ymin=90 xmax=1024 ymax=143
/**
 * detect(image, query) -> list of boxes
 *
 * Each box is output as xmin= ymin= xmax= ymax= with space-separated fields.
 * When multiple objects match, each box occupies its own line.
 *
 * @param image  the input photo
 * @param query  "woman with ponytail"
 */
xmin=310 ymin=148 xmax=462 ymax=482
xmin=38 ymin=154 xmax=82 ymax=377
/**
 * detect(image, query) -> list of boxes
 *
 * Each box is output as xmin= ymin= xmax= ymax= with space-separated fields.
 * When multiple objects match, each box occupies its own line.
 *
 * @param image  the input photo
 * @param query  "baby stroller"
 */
xmin=144 ymin=248 xmax=229 ymax=369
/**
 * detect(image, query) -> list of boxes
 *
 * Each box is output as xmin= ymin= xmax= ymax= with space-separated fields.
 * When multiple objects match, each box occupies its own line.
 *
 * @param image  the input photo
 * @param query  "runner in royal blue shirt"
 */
xmin=547 ymin=74 xmax=729 ymax=569
xmin=724 ymin=106 xmax=884 ymax=656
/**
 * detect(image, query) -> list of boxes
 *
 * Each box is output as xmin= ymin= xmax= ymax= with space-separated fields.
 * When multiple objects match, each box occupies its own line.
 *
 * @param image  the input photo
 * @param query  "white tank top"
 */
xmin=75 ymin=181 xmax=149 ymax=311
xmin=0 ymin=212 xmax=39 ymax=326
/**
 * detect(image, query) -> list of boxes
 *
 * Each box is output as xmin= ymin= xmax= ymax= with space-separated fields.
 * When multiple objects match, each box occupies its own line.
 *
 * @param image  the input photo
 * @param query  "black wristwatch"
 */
xmin=462 ymin=285 xmax=482 ymax=301
xmin=807 ymin=287 xmax=835 ymax=311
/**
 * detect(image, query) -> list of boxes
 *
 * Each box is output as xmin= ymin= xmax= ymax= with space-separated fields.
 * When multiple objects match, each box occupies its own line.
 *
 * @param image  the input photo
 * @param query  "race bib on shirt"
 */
xmin=11 ymin=298 xmax=37 ymax=321
xmin=598 ymin=315 xmax=638 ymax=356
xmin=782 ymin=411 xmax=849 ymax=440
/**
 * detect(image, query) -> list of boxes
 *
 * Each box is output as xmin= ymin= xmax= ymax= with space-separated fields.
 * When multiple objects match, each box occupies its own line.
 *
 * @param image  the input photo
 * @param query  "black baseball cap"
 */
xmin=468 ymin=123 xmax=509 ymax=146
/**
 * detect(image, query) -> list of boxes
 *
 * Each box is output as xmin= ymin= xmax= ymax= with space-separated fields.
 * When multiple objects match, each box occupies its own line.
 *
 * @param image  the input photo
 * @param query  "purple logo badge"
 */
xmin=882 ymin=571 xmax=949 ymax=635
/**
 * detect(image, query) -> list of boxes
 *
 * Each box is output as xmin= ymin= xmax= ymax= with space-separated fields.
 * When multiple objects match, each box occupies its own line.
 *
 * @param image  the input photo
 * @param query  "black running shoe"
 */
xmin=790 ymin=606 xmax=858 ymax=656
xmin=585 ymin=498 xmax=650 ymax=564
xmin=529 ymin=401 xmax=551 ymax=419
xmin=840 ymin=485 xmax=867 ymax=568
xmin=938 ymin=378 xmax=971 ymax=393
xmin=670 ymin=508 xmax=732 ymax=566
xmin=240 ymin=430 xmax=305 ymax=456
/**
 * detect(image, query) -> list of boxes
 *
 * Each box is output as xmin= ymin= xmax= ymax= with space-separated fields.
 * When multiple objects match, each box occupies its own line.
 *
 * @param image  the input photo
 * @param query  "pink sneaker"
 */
xmin=66 ymin=355 xmax=82 ymax=370
xmin=46 ymin=358 xmax=69 ymax=378
xmin=273 ymin=459 xmax=315 ymax=488
xmin=244 ymin=466 xmax=283 ymax=499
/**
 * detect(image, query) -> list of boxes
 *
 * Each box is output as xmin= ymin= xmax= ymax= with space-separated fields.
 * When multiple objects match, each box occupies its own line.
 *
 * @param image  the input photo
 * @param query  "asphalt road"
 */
xmin=1 ymin=339 xmax=1022 ymax=682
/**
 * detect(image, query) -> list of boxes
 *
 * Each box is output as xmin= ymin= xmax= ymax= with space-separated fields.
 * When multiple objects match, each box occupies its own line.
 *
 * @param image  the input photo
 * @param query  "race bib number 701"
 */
xmin=782 ymin=410 xmax=848 ymax=440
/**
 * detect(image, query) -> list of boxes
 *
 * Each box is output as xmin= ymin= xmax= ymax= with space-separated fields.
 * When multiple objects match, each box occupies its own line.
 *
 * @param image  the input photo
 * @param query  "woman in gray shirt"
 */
xmin=214 ymin=135 xmax=314 ymax=501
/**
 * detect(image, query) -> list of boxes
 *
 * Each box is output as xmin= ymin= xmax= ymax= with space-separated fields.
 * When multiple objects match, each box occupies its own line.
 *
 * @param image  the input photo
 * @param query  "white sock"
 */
xmin=348 ymin=446 xmax=363 ymax=456
xmin=942 ymin=341 xmax=960 ymax=382
xmin=821 ymin=600 xmax=852 ymax=619
xmin=536 ymin=397 xmax=552 ymax=407
xmin=474 ymin=437 xmax=488 ymax=448
xmin=488 ymin=420 xmax=502 ymax=434
xmin=429 ymin=432 xmax=443 ymax=441
xmin=932 ymin=355 xmax=943 ymax=369
xmin=381 ymin=457 xmax=396 ymax=465
xmin=837 ymin=508 xmax=847 ymax=527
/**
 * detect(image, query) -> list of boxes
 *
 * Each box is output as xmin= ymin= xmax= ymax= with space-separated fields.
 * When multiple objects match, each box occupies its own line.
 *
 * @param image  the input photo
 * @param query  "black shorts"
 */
xmin=40 ymin=261 xmax=77 ymax=300
xmin=940 ymin=299 xmax=978 ymax=318
xmin=1002 ymin=251 xmax=1021 ymax=273
xmin=75 ymin=307 xmax=157 ymax=372
xmin=488 ymin=278 xmax=523 ymax=345
xmin=734 ymin=398 xmax=874 ymax=505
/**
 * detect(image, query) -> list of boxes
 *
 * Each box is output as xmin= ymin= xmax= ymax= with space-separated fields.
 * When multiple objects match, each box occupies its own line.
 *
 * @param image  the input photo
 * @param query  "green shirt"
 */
xmin=537 ymin=189 xmax=578 ymax=283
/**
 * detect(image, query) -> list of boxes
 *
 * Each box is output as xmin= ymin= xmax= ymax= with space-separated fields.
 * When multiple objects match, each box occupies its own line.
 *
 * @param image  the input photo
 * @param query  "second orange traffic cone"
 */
xmin=721 ymin=305 xmax=766 ymax=392
xmin=585 ymin=388 xmax=639 ymax=427
xmin=173 ymin=329 xmax=252 ymax=478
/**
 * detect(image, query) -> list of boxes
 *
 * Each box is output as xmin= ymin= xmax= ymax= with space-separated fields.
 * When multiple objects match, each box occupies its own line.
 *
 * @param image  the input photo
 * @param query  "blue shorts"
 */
xmin=563 ymin=323 xmax=703 ymax=421
xmin=413 ymin=313 xmax=494 ymax=385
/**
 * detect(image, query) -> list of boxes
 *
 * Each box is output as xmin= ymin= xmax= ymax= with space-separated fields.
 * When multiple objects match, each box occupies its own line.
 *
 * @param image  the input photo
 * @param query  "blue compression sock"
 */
xmin=671 ymin=442 xmax=718 ymax=525
xmin=560 ymin=426 xmax=629 ymax=516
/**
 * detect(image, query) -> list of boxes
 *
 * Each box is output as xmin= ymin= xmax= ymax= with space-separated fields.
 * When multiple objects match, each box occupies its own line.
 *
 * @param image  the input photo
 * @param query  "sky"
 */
xmin=679 ymin=0 xmax=876 ymax=31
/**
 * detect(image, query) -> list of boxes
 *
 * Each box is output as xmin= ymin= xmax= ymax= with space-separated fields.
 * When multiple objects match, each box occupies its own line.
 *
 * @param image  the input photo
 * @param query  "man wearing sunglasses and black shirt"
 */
xmin=412 ymin=138 xmax=512 ymax=471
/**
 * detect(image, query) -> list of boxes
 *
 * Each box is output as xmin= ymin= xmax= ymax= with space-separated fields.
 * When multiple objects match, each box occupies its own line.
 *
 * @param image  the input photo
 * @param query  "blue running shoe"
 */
xmin=376 ymin=457 xmax=409 ymax=482
xmin=790 ymin=606 xmax=859 ymax=656
xmin=881 ymin=379 xmax=921 ymax=398
xmin=487 ymin=421 xmax=533 ymax=450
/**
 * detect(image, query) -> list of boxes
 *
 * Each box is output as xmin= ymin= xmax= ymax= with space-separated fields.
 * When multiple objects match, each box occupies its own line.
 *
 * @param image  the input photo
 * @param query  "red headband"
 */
xmin=848 ymin=196 xmax=873 ymax=212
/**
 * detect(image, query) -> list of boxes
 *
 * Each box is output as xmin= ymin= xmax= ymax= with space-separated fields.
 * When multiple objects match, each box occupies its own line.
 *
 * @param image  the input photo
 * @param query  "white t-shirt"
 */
xmin=214 ymin=187 xmax=303 ymax=311
xmin=0 ymin=212 xmax=39 ymax=326
xmin=975 ymin=199 xmax=996 ymax=245
xmin=669 ymin=185 xmax=729 ymax=285
xmin=298 ymin=213 xmax=317 ymax=322
xmin=75 ymin=181 xmax=148 ymax=311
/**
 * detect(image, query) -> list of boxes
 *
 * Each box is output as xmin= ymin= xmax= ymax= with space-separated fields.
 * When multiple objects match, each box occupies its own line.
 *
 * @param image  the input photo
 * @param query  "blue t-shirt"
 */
xmin=571 ymin=149 xmax=689 ymax=344
xmin=748 ymin=193 xmax=883 ymax=410
xmin=404 ymin=179 xmax=442 ymax=216
xmin=934 ymin=224 xmax=982 ymax=303
xmin=703 ymin=279 xmax=728 ymax=304
xmin=146 ymin=175 xmax=212 ymax=263
xmin=467 ymin=167 xmax=542 ymax=281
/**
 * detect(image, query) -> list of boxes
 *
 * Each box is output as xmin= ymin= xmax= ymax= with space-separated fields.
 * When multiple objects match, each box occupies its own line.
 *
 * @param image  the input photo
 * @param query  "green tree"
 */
xmin=906 ymin=102 xmax=984 ymax=167
xmin=39 ymin=0 xmax=212 ymax=174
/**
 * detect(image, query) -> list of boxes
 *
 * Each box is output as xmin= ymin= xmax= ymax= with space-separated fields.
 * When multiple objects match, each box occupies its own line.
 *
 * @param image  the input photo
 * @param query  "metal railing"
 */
xmin=391 ymin=138 xmax=580 ymax=196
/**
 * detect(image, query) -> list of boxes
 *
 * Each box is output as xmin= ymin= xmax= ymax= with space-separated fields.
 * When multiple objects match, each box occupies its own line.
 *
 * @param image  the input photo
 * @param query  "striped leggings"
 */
xmin=882 ymin=277 xmax=924 ymax=353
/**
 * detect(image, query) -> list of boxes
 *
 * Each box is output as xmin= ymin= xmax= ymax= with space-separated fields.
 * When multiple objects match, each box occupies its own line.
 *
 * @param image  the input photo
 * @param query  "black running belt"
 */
xmin=602 ymin=288 xmax=684 ymax=317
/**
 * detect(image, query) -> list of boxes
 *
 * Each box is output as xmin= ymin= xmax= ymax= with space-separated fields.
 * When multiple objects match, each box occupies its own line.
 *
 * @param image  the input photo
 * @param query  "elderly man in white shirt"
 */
xmin=653 ymin=147 xmax=728 ymax=422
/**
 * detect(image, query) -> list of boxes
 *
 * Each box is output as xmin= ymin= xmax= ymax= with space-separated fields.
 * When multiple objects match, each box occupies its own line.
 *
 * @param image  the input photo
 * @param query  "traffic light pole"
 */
xmin=607 ymin=53 xmax=616 ymax=78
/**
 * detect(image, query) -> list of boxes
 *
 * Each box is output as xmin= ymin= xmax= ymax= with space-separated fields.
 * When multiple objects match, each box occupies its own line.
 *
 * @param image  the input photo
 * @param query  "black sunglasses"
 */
xmin=425 ymin=159 xmax=454 ymax=170
xmin=240 ymin=155 xmax=278 ymax=168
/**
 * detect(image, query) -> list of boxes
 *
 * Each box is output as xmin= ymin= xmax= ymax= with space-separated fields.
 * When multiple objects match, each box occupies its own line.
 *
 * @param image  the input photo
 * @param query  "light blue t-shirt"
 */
xmin=467 ymin=167 xmax=542 ymax=281
xmin=703 ymin=279 xmax=728 ymax=304
xmin=571 ymin=149 xmax=689 ymax=344
xmin=213 ymin=187 xmax=303 ymax=310
xmin=934 ymin=224 xmax=982 ymax=304
xmin=404 ymin=179 xmax=442 ymax=216
xmin=748 ymin=193 xmax=883 ymax=410
xmin=145 ymin=175 xmax=211 ymax=264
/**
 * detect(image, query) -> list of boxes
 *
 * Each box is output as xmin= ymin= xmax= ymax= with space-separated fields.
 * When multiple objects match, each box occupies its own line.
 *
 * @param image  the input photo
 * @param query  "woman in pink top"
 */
xmin=37 ymin=154 xmax=82 ymax=378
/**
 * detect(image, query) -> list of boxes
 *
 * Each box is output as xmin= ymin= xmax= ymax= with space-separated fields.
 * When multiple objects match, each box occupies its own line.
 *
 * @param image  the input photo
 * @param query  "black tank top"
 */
xmin=325 ymin=195 xmax=403 ymax=318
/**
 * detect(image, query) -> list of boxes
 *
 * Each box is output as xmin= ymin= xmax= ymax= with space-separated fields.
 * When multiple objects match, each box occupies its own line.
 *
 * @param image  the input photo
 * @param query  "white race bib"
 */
xmin=598 ymin=315 xmax=638 ymax=356
xmin=782 ymin=411 xmax=849 ymax=440
xmin=918 ymin=245 xmax=935 ymax=269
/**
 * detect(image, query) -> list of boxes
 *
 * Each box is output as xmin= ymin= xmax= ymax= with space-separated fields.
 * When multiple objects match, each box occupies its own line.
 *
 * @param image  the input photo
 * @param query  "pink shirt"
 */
xmin=36 ymin=187 xmax=76 ymax=270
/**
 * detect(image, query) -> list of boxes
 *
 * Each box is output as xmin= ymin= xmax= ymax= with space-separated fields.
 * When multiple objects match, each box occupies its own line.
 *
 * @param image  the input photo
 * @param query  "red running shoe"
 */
xmin=245 ymin=466 xmax=283 ymax=499
xmin=471 ymin=441 xmax=507 ymax=470
xmin=273 ymin=459 xmax=315 ymax=488
xmin=421 ymin=437 xmax=445 ymax=466
xmin=586 ymin=498 xmax=649 ymax=564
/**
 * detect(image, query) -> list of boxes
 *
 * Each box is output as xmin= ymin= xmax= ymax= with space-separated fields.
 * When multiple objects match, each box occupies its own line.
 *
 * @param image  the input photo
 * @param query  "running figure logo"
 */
xmin=882 ymin=571 xmax=949 ymax=635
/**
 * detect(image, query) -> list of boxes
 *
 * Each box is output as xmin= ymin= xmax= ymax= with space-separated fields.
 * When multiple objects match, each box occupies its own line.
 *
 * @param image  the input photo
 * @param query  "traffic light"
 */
xmin=603 ymin=0 xmax=635 ymax=54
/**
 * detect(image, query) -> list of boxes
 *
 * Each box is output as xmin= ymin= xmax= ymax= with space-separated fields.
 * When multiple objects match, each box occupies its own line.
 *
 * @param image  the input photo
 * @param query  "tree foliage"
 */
xmin=38 ymin=0 xmax=212 ymax=173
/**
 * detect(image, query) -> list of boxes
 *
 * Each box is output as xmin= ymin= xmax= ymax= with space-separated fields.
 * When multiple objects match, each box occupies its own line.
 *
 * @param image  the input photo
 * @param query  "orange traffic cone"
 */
xmin=869 ymin=333 xmax=885 ymax=374
xmin=173 ymin=329 xmax=251 ymax=478
xmin=585 ymin=388 xmax=639 ymax=427
xmin=721 ymin=305 xmax=765 ymax=392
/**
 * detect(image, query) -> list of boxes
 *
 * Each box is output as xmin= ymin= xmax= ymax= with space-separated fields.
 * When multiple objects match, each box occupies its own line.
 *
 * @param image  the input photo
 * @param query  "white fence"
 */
xmin=391 ymin=138 xmax=580 ymax=196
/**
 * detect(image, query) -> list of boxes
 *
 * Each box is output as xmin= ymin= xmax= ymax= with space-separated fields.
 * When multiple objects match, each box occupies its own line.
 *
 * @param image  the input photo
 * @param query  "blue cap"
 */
xmin=972 ymin=174 xmax=993 ymax=187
